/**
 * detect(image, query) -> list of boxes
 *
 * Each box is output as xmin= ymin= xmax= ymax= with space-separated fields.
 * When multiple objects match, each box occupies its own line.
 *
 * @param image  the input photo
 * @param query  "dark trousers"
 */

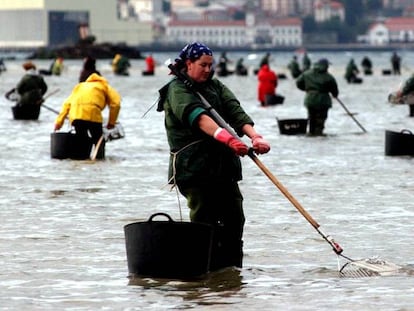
xmin=308 ymin=107 xmax=328 ymax=135
xmin=179 ymin=182 xmax=245 ymax=271
xmin=410 ymin=105 xmax=414 ymax=117
xmin=72 ymin=119 xmax=105 ymax=159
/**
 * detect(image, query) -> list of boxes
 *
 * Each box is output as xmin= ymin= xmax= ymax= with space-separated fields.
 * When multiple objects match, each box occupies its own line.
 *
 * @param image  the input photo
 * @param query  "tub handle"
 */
xmin=148 ymin=213 xmax=174 ymax=222
xmin=401 ymin=129 xmax=413 ymax=135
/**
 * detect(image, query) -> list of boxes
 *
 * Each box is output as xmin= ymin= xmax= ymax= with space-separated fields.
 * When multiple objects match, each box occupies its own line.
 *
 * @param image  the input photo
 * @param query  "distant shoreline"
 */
xmin=137 ymin=43 xmax=414 ymax=53
xmin=1 ymin=42 xmax=413 ymax=59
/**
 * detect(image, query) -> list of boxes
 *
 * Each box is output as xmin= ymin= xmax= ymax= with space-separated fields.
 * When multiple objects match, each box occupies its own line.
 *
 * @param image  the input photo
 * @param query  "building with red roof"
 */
xmin=364 ymin=17 xmax=414 ymax=45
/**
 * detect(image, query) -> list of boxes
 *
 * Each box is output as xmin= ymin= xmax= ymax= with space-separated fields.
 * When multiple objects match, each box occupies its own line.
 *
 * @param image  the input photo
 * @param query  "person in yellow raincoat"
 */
xmin=54 ymin=73 xmax=121 ymax=159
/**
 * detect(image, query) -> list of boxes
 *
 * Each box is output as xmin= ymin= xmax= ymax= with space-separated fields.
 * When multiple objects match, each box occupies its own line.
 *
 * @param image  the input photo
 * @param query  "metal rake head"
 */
xmin=339 ymin=257 xmax=401 ymax=278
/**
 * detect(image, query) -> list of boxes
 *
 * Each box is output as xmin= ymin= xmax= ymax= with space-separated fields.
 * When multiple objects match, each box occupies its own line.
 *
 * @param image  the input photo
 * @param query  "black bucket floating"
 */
xmin=385 ymin=129 xmax=414 ymax=156
xmin=124 ymin=213 xmax=213 ymax=279
xmin=11 ymin=105 xmax=41 ymax=120
xmin=265 ymin=94 xmax=285 ymax=106
xmin=278 ymin=73 xmax=287 ymax=80
xmin=277 ymin=118 xmax=308 ymax=135
xmin=351 ymin=77 xmax=363 ymax=84
xmin=50 ymin=132 xmax=93 ymax=160
xmin=363 ymin=69 xmax=373 ymax=75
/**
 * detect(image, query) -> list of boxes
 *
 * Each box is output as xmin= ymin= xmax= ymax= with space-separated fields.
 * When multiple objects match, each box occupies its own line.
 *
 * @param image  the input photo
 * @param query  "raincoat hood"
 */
xmin=85 ymin=73 xmax=104 ymax=83
xmin=261 ymin=64 xmax=270 ymax=71
xmin=313 ymin=61 xmax=328 ymax=73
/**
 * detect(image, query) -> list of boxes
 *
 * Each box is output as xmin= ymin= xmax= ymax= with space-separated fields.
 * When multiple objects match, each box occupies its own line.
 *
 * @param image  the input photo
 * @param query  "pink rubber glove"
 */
xmin=214 ymin=127 xmax=249 ymax=156
xmin=251 ymin=134 xmax=270 ymax=154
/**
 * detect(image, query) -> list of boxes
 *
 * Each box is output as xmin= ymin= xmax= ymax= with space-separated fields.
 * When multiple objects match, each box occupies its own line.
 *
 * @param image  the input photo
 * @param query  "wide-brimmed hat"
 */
xmin=22 ymin=61 xmax=36 ymax=70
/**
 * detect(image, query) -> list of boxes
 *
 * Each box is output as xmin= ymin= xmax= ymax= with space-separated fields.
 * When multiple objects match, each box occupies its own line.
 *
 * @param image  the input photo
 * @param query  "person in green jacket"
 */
xmin=235 ymin=57 xmax=248 ymax=76
xmin=51 ymin=57 xmax=64 ymax=76
xmin=287 ymin=55 xmax=302 ymax=79
xmin=388 ymin=74 xmax=414 ymax=117
xmin=296 ymin=58 xmax=339 ymax=136
xmin=302 ymin=52 xmax=311 ymax=72
xmin=344 ymin=58 xmax=361 ymax=83
xmin=157 ymin=42 xmax=271 ymax=271
xmin=15 ymin=61 xmax=48 ymax=106
xmin=112 ymin=54 xmax=130 ymax=76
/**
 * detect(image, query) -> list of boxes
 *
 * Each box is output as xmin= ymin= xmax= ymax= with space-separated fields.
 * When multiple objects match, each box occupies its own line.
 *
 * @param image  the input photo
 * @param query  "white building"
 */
xmin=365 ymin=17 xmax=414 ymax=45
xmin=366 ymin=23 xmax=389 ymax=45
xmin=166 ymin=20 xmax=248 ymax=47
xmin=166 ymin=16 xmax=302 ymax=48
xmin=128 ymin=0 xmax=163 ymax=22
xmin=0 ymin=0 xmax=153 ymax=49
xmin=252 ymin=16 xmax=302 ymax=47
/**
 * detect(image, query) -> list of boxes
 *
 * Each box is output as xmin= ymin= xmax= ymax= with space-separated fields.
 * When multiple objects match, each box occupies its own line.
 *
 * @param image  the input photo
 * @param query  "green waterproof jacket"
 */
xmin=16 ymin=72 xmax=48 ymax=105
xmin=401 ymin=74 xmax=414 ymax=96
xmin=296 ymin=62 xmax=338 ymax=109
xmin=287 ymin=59 xmax=302 ymax=79
xmin=158 ymin=76 xmax=254 ymax=187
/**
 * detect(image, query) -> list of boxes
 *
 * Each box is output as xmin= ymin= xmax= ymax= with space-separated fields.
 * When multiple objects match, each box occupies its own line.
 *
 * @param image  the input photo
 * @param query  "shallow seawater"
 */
xmin=0 ymin=51 xmax=413 ymax=310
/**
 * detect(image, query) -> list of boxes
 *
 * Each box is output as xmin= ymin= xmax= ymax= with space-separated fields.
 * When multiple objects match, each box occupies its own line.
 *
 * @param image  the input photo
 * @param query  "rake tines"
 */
xmin=339 ymin=257 xmax=401 ymax=278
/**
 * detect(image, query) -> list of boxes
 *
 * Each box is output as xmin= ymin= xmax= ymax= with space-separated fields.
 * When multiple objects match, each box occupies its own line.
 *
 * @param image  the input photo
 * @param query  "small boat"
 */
xmin=277 ymin=118 xmax=308 ymax=135
xmin=11 ymin=104 xmax=41 ymax=120
xmin=124 ymin=213 xmax=213 ymax=280
xmin=385 ymin=129 xmax=414 ymax=156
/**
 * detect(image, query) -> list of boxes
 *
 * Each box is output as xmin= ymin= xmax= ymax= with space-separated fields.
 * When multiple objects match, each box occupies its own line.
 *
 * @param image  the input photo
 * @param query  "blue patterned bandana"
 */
xmin=178 ymin=42 xmax=213 ymax=61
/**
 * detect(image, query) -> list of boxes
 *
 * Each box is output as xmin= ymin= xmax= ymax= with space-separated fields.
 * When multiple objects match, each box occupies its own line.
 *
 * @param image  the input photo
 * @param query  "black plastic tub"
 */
xmin=277 ymin=118 xmax=308 ymax=135
xmin=265 ymin=94 xmax=285 ymax=106
xmin=11 ymin=105 xmax=41 ymax=120
xmin=50 ymin=132 xmax=93 ymax=160
xmin=124 ymin=213 xmax=213 ymax=280
xmin=385 ymin=129 xmax=414 ymax=156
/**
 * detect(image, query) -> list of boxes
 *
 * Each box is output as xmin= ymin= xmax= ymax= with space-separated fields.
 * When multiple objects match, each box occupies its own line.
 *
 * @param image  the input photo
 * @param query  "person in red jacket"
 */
xmin=142 ymin=54 xmax=156 ymax=76
xmin=257 ymin=64 xmax=278 ymax=106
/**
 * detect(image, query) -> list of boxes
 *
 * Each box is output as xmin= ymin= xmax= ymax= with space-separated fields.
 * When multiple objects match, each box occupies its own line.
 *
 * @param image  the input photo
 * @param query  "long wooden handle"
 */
xmin=248 ymin=151 xmax=320 ymax=228
xmin=90 ymin=135 xmax=104 ymax=161
xmin=43 ymin=88 xmax=61 ymax=101
xmin=248 ymin=151 xmax=344 ymax=254
xmin=336 ymin=97 xmax=367 ymax=133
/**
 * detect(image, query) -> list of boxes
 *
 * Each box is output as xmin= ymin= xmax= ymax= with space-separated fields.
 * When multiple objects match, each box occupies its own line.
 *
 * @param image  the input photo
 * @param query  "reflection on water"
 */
xmin=128 ymin=268 xmax=245 ymax=309
xmin=0 ymin=53 xmax=414 ymax=310
xmin=128 ymin=267 xmax=244 ymax=291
